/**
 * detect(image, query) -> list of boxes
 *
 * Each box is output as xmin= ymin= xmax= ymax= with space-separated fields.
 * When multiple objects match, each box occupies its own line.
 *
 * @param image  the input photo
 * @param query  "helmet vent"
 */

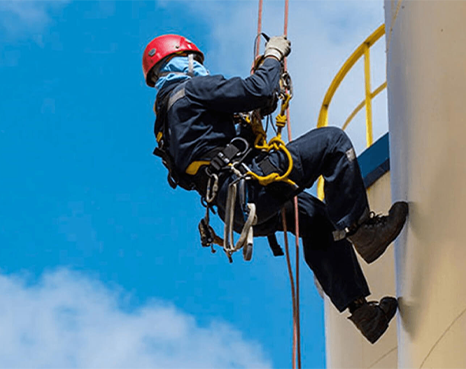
xmin=148 ymin=48 xmax=156 ymax=57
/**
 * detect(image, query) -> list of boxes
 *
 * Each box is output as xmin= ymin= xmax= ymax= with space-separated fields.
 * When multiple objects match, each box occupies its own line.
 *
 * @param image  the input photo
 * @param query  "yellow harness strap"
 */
xmin=186 ymin=161 xmax=210 ymax=176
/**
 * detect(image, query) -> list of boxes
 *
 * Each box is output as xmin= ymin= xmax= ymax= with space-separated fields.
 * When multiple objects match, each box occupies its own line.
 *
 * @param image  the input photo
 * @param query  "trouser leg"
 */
xmin=253 ymin=192 xmax=370 ymax=312
xmin=258 ymin=127 xmax=369 ymax=230
xmin=216 ymin=126 xmax=369 ymax=231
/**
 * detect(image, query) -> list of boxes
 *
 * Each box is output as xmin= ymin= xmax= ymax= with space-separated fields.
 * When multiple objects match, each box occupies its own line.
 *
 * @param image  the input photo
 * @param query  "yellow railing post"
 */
xmin=363 ymin=43 xmax=374 ymax=147
xmin=321 ymin=106 xmax=329 ymax=128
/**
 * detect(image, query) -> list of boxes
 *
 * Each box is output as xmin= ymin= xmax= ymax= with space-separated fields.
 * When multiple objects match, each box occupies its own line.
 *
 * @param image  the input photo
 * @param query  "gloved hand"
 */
xmin=264 ymin=35 xmax=291 ymax=61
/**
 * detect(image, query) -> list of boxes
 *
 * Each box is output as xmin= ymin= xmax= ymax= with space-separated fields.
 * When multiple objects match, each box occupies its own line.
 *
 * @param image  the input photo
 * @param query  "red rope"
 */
xmin=283 ymin=1 xmax=302 ymax=368
xmin=293 ymin=196 xmax=302 ymax=369
xmin=255 ymin=0 xmax=263 ymax=58
xmin=284 ymin=0 xmax=290 ymax=38
xmin=281 ymin=208 xmax=297 ymax=369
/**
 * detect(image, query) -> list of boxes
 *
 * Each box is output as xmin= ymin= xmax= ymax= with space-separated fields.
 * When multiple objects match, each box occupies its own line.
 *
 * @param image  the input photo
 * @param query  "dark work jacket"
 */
xmin=154 ymin=57 xmax=282 ymax=187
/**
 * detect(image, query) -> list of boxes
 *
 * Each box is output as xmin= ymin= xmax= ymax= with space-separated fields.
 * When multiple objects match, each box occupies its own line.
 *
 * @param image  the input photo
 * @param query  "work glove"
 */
xmin=264 ymin=35 xmax=291 ymax=61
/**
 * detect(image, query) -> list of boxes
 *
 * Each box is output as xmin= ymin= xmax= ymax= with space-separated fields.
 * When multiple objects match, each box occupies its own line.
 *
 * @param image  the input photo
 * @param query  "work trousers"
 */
xmin=216 ymin=127 xmax=371 ymax=312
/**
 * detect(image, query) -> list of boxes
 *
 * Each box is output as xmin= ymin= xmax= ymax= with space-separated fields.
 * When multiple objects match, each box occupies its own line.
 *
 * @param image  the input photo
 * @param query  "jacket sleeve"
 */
xmin=185 ymin=58 xmax=282 ymax=113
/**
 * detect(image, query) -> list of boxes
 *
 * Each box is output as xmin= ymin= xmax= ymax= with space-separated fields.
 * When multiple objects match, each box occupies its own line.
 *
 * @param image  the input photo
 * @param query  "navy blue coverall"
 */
xmin=156 ymin=58 xmax=370 ymax=312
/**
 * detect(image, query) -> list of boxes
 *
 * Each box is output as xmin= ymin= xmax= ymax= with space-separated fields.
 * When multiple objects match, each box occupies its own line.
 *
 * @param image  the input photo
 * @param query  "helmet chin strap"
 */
xmin=188 ymin=53 xmax=194 ymax=77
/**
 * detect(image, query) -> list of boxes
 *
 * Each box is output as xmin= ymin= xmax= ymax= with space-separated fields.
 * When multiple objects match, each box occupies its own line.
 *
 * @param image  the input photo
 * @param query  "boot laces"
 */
xmin=364 ymin=211 xmax=387 ymax=227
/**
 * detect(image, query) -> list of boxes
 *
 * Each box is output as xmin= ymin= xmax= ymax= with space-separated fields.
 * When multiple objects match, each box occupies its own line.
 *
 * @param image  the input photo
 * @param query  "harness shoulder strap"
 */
xmin=267 ymin=234 xmax=284 ymax=256
xmin=154 ymin=83 xmax=184 ymax=136
xmin=153 ymin=82 xmax=194 ymax=191
xmin=167 ymin=86 xmax=186 ymax=112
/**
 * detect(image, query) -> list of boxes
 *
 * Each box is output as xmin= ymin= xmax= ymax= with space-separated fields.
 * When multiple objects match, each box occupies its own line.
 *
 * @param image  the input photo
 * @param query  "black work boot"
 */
xmin=348 ymin=201 xmax=408 ymax=263
xmin=348 ymin=297 xmax=398 ymax=344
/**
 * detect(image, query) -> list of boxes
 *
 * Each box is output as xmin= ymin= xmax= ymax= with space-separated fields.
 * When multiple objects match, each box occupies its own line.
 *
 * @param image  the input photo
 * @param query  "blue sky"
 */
xmin=0 ymin=1 xmax=385 ymax=368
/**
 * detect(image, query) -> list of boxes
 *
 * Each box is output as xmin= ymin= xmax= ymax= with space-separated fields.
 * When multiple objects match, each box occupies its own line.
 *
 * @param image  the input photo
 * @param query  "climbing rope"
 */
xmin=255 ymin=1 xmax=302 ymax=368
xmin=283 ymin=2 xmax=302 ymax=367
xmin=256 ymin=0 xmax=263 ymax=57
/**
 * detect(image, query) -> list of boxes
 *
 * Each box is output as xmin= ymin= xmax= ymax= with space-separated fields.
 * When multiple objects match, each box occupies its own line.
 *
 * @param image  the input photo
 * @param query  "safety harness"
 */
xmin=153 ymin=59 xmax=294 ymax=263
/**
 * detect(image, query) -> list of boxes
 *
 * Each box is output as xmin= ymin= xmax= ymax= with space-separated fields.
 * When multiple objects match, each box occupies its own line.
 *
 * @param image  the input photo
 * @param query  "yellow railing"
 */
xmin=317 ymin=24 xmax=386 ymax=199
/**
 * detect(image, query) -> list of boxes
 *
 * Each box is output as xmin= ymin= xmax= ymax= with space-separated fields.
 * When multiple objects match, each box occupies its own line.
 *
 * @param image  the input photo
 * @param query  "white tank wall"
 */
xmin=325 ymin=172 xmax=398 ymax=368
xmin=385 ymin=1 xmax=466 ymax=367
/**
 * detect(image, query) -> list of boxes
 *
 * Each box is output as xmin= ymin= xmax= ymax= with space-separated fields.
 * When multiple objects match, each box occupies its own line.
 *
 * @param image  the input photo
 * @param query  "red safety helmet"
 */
xmin=142 ymin=34 xmax=204 ymax=87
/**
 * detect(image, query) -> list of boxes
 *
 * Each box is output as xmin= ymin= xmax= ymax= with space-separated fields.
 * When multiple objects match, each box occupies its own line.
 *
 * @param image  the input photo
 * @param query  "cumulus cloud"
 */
xmin=0 ymin=269 xmax=271 ymax=368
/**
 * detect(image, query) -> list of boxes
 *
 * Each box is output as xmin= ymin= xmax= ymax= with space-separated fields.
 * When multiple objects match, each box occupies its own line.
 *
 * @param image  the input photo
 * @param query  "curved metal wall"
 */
xmin=385 ymin=1 xmax=466 ymax=367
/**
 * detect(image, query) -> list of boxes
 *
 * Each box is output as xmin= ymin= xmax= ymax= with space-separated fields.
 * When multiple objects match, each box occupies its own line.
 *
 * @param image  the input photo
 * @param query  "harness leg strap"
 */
xmin=267 ymin=234 xmax=285 ymax=256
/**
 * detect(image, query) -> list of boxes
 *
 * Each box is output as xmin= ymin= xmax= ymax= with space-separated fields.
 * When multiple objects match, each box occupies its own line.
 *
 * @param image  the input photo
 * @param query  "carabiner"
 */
xmin=205 ymin=173 xmax=219 ymax=204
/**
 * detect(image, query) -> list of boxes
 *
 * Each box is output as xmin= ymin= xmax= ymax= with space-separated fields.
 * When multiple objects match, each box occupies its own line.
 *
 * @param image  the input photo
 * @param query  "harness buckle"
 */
xmin=210 ymin=137 xmax=251 ymax=172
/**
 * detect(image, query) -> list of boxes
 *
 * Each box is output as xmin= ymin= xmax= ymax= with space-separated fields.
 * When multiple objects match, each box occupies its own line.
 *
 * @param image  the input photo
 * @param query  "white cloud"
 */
xmin=0 ymin=0 xmax=70 ymax=38
xmin=0 ymin=269 xmax=271 ymax=369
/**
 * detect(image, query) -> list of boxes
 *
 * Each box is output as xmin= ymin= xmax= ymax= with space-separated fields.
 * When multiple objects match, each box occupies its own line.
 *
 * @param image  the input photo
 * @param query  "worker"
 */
xmin=142 ymin=34 xmax=408 ymax=344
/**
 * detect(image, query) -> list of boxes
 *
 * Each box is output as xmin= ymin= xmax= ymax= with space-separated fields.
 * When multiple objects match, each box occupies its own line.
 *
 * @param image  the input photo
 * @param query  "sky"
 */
xmin=0 ymin=1 xmax=386 ymax=368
